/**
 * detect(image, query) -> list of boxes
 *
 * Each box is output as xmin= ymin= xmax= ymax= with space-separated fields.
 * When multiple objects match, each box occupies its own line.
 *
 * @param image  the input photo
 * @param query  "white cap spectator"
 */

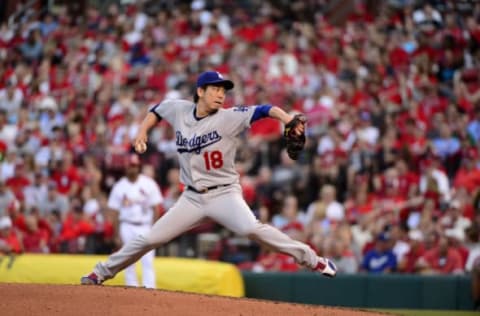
xmin=191 ymin=0 xmax=206 ymax=11
xmin=408 ymin=230 xmax=424 ymax=242
xmin=38 ymin=96 xmax=58 ymax=112
xmin=0 ymin=215 xmax=12 ymax=230
xmin=445 ymin=228 xmax=465 ymax=243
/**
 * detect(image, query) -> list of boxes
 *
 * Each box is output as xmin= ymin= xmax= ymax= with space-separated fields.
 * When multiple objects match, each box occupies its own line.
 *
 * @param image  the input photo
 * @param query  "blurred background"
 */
xmin=0 ymin=0 xmax=479 ymax=302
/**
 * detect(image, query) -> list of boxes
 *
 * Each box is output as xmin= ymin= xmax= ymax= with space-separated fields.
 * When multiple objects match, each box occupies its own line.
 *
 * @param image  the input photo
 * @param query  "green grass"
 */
xmin=372 ymin=309 xmax=478 ymax=316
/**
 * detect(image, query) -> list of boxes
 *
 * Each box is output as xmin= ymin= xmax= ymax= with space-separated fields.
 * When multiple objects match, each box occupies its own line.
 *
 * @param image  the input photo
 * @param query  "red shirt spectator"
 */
xmin=453 ymin=149 xmax=480 ymax=194
xmin=50 ymin=154 xmax=81 ymax=196
xmin=399 ymin=230 xmax=426 ymax=273
xmin=388 ymin=46 xmax=410 ymax=70
xmin=347 ymin=3 xmax=374 ymax=24
xmin=416 ymin=87 xmax=448 ymax=128
xmin=236 ymin=22 xmax=261 ymax=43
xmin=49 ymin=66 xmax=72 ymax=97
xmin=252 ymin=251 xmax=300 ymax=272
xmin=344 ymin=188 xmax=375 ymax=223
xmin=416 ymin=236 xmax=464 ymax=274
xmin=5 ymin=163 xmax=30 ymax=200
xmin=59 ymin=209 xmax=95 ymax=242
xmin=147 ymin=65 xmax=168 ymax=92
xmin=22 ymin=215 xmax=50 ymax=253
xmin=402 ymin=243 xmax=426 ymax=273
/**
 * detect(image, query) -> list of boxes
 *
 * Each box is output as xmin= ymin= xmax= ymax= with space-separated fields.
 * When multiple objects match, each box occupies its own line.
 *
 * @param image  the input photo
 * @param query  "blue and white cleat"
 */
xmin=314 ymin=257 xmax=337 ymax=278
xmin=80 ymin=272 xmax=103 ymax=285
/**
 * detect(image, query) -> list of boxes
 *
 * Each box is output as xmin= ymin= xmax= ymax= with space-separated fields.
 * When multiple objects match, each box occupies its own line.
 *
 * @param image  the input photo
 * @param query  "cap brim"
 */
xmin=203 ymin=79 xmax=234 ymax=90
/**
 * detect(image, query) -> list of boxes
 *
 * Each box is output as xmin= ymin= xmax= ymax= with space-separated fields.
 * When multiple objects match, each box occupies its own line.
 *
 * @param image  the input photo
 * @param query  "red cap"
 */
xmin=465 ymin=147 xmax=478 ymax=160
xmin=281 ymin=221 xmax=304 ymax=232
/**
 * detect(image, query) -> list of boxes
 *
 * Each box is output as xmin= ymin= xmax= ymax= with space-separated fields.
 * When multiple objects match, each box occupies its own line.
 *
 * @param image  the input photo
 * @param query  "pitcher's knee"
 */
xmin=235 ymin=225 xmax=258 ymax=238
xmin=137 ymin=234 xmax=157 ymax=249
xmin=244 ymin=222 xmax=267 ymax=239
xmin=144 ymin=233 xmax=173 ymax=249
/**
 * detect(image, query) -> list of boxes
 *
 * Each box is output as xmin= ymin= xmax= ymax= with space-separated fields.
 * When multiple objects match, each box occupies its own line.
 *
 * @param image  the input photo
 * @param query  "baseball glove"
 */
xmin=284 ymin=114 xmax=307 ymax=160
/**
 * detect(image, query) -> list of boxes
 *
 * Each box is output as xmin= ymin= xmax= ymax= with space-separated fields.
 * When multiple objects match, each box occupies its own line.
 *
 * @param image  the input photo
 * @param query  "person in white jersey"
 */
xmin=81 ymin=71 xmax=336 ymax=285
xmin=107 ymin=153 xmax=163 ymax=288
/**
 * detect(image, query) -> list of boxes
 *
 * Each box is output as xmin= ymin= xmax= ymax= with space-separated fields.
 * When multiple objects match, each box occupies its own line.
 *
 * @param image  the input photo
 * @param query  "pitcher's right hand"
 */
xmin=133 ymin=133 xmax=148 ymax=154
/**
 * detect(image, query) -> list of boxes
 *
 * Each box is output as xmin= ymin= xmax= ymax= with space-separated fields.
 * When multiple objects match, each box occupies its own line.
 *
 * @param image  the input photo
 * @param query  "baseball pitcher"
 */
xmin=81 ymin=71 xmax=336 ymax=285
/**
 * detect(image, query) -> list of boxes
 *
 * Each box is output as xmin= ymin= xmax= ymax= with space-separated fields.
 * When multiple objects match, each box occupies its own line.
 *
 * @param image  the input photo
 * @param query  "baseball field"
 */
xmin=0 ymin=283 xmax=390 ymax=316
xmin=2 ymin=283 xmax=477 ymax=316
xmin=0 ymin=255 xmax=475 ymax=315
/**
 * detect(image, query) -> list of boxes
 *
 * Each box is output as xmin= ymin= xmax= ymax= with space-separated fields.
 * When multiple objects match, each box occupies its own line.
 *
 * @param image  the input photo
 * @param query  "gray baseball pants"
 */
xmin=93 ymin=184 xmax=319 ymax=280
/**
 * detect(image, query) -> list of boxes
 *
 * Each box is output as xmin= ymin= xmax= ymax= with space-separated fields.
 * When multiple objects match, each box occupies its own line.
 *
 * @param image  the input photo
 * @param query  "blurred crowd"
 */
xmin=0 ymin=0 xmax=480 ymax=278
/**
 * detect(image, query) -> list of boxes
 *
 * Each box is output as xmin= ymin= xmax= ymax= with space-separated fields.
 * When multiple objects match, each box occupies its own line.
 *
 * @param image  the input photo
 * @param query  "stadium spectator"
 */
xmin=344 ymin=179 xmax=375 ymax=223
xmin=19 ymin=29 xmax=44 ymax=63
xmin=419 ymin=157 xmax=451 ymax=206
xmin=21 ymin=214 xmax=50 ymax=253
xmin=39 ymin=13 xmax=58 ymax=37
xmin=390 ymin=224 xmax=411 ymax=265
xmin=445 ymin=228 xmax=470 ymax=269
xmin=440 ymin=199 xmax=472 ymax=243
xmin=351 ymin=213 xmax=375 ymax=258
xmin=247 ymin=248 xmax=300 ymax=273
xmin=5 ymin=160 xmax=30 ymax=200
xmin=0 ymin=79 xmax=23 ymax=121
xmin=416 ymin=234 xmax=464 ymax=275
xmin=0 ymin=180 xmax=16 ymax=217
xmin=453 ymin=148 xmax=480 ymax=194
xmin=23 ymin=171 xmax=48 ymax=212
xmin=49 ymin=152 xmax=81 ymax=198
xmin=361 ymin=232 xmax=398 ymax=274
xmin=398 ymin=229 xmax=426 ymax=273
xmin=58 ymin=202 xmax=95 ymax=253
xmin=306 ymin=184 xmax=345 ymax=226
xmin=36 ymin=181 xmax=69 ymax=218
xmin=271 ymin=195 xmax=306 ymax=231
xmin=324 ymin=238 xmax=358 ymax=274
xmin=0 ymin=215 xmax=22 ymax=254
xmin=0 ymin=148 xmax=18 ymax=181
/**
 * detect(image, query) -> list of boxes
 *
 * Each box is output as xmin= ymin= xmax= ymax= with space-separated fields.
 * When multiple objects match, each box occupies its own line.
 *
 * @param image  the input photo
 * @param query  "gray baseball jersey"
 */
xmin=151 ymin=100 xmax=254 ymax=190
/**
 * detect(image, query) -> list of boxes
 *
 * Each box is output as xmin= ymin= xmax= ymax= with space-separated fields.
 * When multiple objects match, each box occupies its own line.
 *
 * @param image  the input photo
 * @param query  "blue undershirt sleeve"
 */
xmin=149 ymin=103 xmax=163 ymax=121
xmin=250 ymin=104 xmax=273 ymax=123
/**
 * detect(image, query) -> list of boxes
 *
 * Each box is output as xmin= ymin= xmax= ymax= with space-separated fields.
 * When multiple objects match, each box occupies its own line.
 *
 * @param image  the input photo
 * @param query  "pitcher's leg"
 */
xmin=207 ymin=189 xmax=319 ymax=269
xmin=93 ymin=194 xmax=204 ymax=282
xmin=248 ymin=223 xmax=319 ymax=268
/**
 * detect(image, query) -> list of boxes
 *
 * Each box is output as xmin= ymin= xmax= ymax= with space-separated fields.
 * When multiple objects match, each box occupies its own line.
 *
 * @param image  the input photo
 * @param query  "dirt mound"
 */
xmin=0 ymin=283 xmax=387 ymax=316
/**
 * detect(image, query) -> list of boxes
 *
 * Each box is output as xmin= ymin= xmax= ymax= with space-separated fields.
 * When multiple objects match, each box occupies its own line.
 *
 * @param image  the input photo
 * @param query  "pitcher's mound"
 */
xmin=0 ymin=283 xmax=387 ymax=316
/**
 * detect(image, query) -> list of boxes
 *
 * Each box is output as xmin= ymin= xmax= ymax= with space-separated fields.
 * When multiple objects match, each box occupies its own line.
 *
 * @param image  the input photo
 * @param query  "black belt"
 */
xmin=121 ymin=220 xmax=149 ymax=226
xmin=187 ymin=184 xmax=230 ymax=194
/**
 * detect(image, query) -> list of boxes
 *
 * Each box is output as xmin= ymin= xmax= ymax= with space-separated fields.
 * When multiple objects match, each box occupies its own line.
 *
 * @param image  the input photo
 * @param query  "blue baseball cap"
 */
xmin=196 ymin=71 xmax=234 ymax=90
xmin=377 ymin=232 xmax=390 ymax=242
